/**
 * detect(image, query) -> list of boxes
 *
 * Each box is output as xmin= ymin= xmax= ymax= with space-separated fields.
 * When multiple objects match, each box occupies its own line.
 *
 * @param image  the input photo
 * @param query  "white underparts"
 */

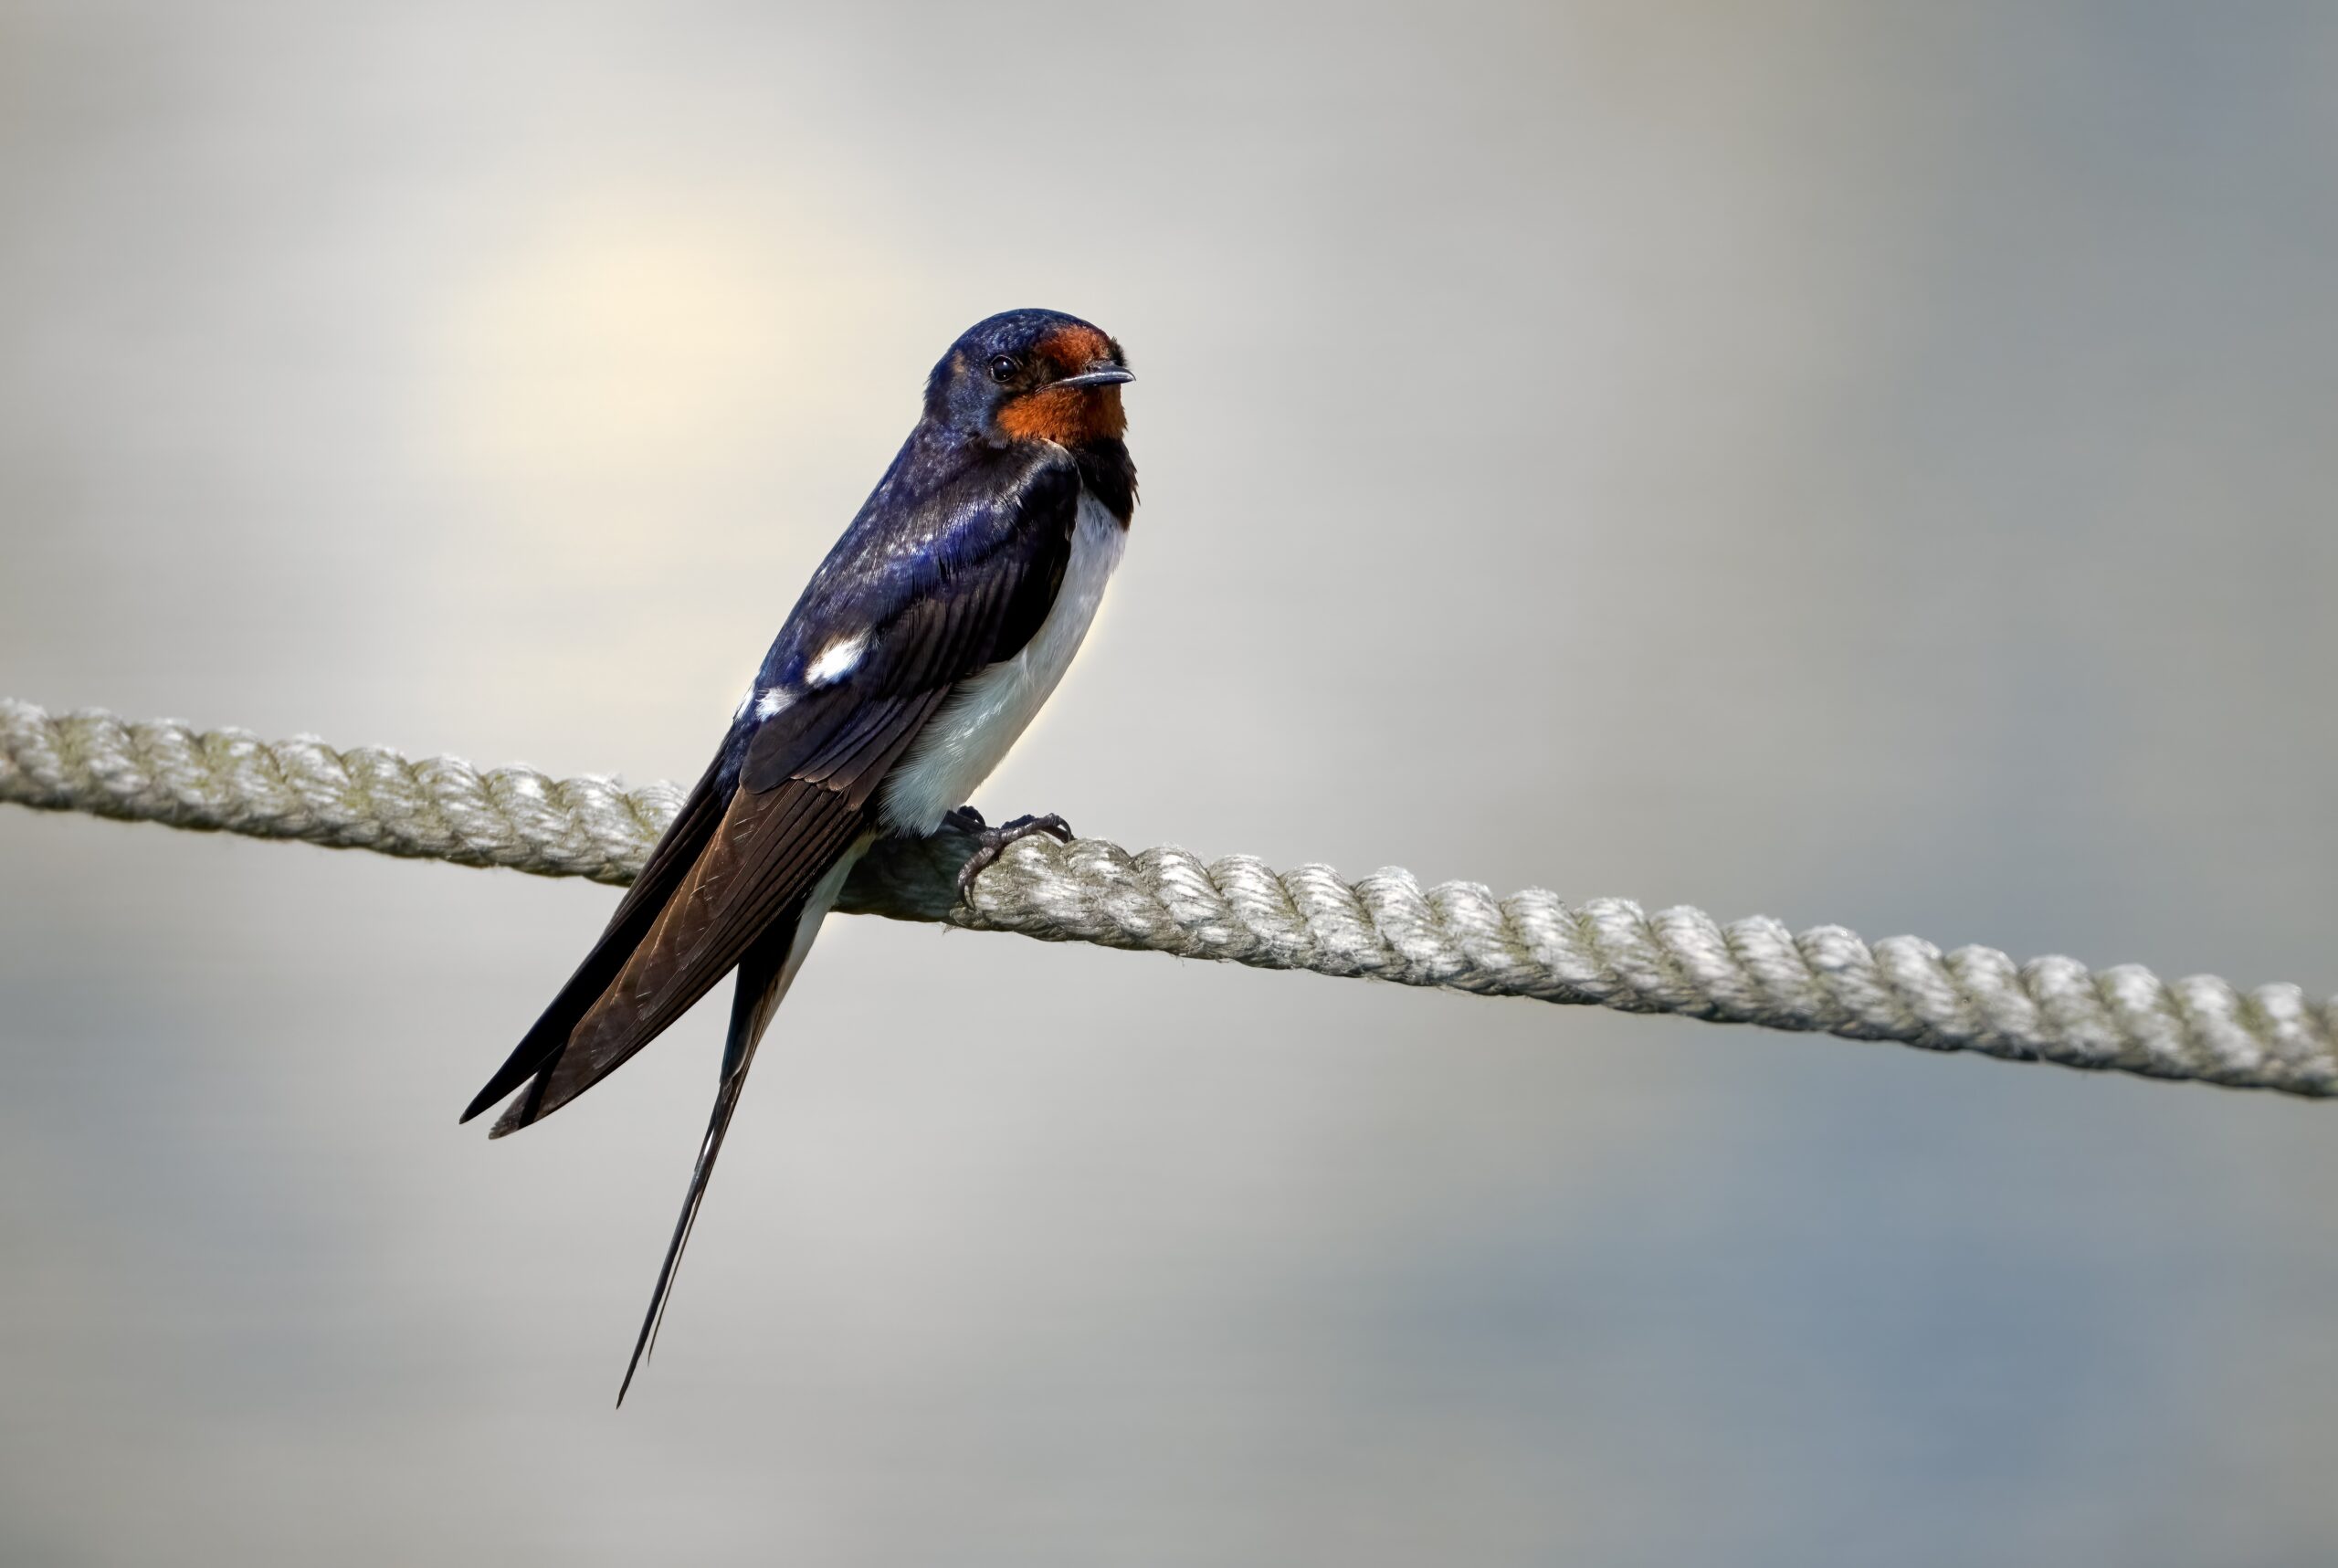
xmin=878 ymin=491 xmax=1125 ymax=836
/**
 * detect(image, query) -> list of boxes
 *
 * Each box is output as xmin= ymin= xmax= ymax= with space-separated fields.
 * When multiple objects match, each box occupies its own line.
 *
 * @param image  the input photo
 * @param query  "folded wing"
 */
xmin=461 ymin=438 xmax=1085 ymax=1135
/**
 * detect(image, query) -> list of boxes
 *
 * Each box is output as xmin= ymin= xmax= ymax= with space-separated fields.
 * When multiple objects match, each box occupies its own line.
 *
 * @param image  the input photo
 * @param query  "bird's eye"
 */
xmin=987 ymin=353 xmax=1021 ymax=383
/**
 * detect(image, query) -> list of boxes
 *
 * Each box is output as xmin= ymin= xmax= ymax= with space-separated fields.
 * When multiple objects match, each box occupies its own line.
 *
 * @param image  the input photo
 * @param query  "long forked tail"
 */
xmin=617 ymin=1056 xmax=759 ymax=1405
xmin=616 ymin=889 xmax=818 ymax=1406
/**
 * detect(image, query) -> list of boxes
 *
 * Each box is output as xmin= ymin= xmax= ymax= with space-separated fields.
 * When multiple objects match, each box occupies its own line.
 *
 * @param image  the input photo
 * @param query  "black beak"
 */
xmin=1053 ymin=365 xmax=1134 ymax=389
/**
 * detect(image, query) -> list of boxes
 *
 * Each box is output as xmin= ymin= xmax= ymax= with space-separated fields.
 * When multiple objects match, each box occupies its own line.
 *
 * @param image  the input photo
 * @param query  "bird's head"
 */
xmin=925 ymin=309 xmax=1132 ymax=447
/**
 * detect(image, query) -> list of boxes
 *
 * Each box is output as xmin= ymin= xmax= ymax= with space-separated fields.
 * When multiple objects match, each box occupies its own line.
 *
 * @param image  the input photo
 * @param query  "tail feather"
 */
xmin=616 ymin=899 xmax=806 ymax=1405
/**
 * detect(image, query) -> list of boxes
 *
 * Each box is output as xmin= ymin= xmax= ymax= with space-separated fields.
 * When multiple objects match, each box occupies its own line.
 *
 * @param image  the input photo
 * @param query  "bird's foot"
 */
xmin=944 ymin=805 xmax=1074 ymax=903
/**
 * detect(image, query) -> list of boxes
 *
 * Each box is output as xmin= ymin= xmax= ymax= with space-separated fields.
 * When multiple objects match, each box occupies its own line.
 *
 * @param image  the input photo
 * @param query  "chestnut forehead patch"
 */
xmin=1035 ymin=322 xmax=1113 ymax=372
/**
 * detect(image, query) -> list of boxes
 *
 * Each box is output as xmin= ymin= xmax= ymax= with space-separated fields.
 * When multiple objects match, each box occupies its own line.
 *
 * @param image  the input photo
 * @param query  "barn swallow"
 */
xmin=460 ymin=308 xmax=1136 ymax=1402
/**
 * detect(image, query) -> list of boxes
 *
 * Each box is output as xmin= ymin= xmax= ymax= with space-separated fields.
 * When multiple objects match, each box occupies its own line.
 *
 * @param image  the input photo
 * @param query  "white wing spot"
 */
xmin=806 ymin=634 xmax=868 ymax=687
xmin=753 ymin=689 xmax=793 ymax=721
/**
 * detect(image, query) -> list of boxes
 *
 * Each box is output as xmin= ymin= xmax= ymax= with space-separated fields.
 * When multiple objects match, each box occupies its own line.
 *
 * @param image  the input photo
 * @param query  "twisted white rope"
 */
xmin=5 ymin=696 xmax=2332 ymax=1100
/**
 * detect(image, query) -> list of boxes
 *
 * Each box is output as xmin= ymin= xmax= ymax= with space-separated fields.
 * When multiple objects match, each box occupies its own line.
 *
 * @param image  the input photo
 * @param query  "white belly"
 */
xmin=878 ymin=492 xmax=1126 ymax=835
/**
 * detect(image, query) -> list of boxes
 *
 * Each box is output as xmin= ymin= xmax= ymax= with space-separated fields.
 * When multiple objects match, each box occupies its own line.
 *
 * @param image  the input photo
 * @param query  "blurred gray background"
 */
xmin=3 ymin=3 xmax=2335 ymax=1563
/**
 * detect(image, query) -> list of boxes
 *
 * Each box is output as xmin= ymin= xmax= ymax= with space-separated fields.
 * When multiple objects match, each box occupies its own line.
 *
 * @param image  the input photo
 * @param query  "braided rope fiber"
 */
xmin=5 ymin=696 xmax=2333 ymax=1100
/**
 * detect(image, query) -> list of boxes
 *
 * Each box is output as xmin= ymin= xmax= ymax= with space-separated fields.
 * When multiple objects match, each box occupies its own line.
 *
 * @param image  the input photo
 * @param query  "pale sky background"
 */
xmin=3 ymin=4 xmax=2337 ymax=1564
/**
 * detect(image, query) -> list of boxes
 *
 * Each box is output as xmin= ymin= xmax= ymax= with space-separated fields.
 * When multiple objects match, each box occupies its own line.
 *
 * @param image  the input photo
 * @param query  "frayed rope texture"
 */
xmin=5 ymin=696 xmax=2333 ymax=1099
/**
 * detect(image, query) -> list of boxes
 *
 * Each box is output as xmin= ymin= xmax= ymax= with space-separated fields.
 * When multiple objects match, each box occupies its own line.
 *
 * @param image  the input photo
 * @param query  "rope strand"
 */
xmin=5 ymin=696 xmax=2331 ymax=1100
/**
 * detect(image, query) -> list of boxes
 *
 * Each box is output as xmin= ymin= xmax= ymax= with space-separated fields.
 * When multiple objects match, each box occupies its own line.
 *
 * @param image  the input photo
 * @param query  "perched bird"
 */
xmin=460 ymin=308 xmax=1137 ymax=1402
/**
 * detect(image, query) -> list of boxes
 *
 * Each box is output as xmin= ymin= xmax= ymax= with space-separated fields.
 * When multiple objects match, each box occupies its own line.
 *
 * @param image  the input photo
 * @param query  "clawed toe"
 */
xmin=998 ymin=812 xmax=1073 ymax=844
xmin=950 ymin=807 xmax=1075 ymax=904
